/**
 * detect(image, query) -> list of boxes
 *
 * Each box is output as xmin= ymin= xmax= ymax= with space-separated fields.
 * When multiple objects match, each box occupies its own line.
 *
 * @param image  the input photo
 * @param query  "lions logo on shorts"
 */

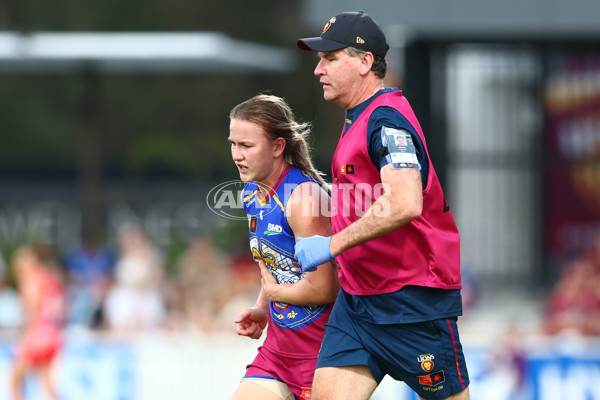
xmin=418 ymin=354 xmax=435 ymax=372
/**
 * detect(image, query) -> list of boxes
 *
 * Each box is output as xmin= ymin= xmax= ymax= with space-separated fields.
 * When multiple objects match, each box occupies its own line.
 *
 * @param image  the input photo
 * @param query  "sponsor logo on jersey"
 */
xmin=300 ymin=387 xmax=312 ymax=399
xmin=418 ymin=354 xmax=435 ymax=372
xmin=263 ymin=223 xmax=283 ymax=235
xmin=418 ymin=370 xmax=445 ymax=387
xmin=340 ymin=164 xmax=355 ymax=174
xmin=249 ymin=215 xmax=258 ymax=233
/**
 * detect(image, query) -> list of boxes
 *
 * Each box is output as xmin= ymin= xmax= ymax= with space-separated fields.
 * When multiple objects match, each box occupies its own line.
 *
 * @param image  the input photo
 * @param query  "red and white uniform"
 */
xmin=18 ymin=269 xmax=66 ymax=366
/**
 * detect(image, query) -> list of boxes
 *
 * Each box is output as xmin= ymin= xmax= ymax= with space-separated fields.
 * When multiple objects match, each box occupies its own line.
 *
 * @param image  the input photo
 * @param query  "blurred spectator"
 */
xmin=485 ymin=324 xmax=529 ymax=400
xmin=584 ymin=234 xmax=600 ymax=267
xmin=0 ymin=254 xmax=23 ymax=333
xmin=543 ymin=235 xmax=600 ymax=336
xmin=103 ymin=223 xmax=166 ymax=333
xmin=165 ymin=237 xmax=234 ymax=332
xmin=460 ymin=265 xmax=480 ymax=315
xmin=11 ymin=244 xmax=67 ymax=400
xmin=64 ymin=236 xmax=117 ymax=328
xmin=215 ymin=253 xmax=261 ymax=331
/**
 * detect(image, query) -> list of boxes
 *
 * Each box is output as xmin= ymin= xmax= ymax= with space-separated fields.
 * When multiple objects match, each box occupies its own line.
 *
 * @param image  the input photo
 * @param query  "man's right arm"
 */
xmin=328 ymin=164 xmax=423 ymax=257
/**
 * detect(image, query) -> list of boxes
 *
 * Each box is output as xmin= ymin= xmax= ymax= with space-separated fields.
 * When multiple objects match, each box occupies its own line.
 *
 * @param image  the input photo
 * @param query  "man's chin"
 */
xmin=322 ymin=91 xmax=337 ymax=103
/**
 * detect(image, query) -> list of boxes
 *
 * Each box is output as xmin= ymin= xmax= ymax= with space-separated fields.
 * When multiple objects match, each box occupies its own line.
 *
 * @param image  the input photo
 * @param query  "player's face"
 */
xmin=314 ymin=49 xmax=363 ymax=109
xmin=229 ymin=118 xmax=281 ymax=185
xmin=12 ymin=249 xmax=38 ymax=280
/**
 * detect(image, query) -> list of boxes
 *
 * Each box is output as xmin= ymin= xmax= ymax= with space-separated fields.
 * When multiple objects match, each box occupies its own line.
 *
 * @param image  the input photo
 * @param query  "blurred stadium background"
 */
xmin=1 ymin=0 xmax=600 ymax=399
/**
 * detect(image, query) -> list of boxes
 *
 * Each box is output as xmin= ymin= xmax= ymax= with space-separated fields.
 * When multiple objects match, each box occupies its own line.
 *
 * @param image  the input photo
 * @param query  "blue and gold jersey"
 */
xmin=243 ymin=164 xmax=332 ymax=358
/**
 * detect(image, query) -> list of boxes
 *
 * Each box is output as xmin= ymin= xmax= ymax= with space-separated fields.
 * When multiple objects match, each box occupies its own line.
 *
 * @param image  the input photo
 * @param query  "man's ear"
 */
xmin=359 ymin=52 xmax=375 ymax=76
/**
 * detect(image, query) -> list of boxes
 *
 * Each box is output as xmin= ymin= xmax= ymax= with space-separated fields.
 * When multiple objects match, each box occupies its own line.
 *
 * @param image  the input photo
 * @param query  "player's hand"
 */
xmin=294 ymin=235 xmax=334 ymax=272
xmin=234 ymin=307 xmax=268 ymax=339
xmin=257 ymin=260 xmax=279 ymax=301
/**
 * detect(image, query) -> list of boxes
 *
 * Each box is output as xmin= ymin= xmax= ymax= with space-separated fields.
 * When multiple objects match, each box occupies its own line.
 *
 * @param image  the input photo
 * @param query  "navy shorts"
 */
xmin=316 ymin=294 xmax=469 ymax=400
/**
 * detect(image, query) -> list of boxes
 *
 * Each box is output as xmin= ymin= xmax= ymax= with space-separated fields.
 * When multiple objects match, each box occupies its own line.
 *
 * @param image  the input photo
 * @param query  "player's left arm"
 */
xmin=261 ymin=181 xmax=339 ymax=306
xmin=329 ymin=164 xmax=423 ymax=257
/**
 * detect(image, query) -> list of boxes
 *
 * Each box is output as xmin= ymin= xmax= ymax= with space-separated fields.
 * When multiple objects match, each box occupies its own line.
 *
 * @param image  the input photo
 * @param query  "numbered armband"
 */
xmin=380 ymin=127 xmax=422 ymax=170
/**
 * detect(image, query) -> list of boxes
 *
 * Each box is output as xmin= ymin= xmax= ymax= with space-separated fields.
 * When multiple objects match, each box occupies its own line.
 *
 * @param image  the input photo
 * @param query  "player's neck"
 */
xmin=257 ymin=161 xmax=290 ymax=200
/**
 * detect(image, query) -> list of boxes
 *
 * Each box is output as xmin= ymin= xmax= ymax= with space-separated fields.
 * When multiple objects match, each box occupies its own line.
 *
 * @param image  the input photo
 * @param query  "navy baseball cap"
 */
xmin=297 ymin=11 xmax=389 ymax=58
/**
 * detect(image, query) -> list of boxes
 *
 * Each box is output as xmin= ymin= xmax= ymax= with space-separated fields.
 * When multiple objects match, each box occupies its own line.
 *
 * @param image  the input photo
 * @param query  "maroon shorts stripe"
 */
xmin=446 ymin=318 xmax=466 ymax=389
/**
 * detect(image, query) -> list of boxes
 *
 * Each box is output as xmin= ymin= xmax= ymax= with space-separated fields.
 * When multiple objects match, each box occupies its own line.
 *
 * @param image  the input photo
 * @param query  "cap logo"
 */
xmin=356 ymin=36 xmax=365 ymax=44
xmin=322 ymin=17 xmax=336 ymax=33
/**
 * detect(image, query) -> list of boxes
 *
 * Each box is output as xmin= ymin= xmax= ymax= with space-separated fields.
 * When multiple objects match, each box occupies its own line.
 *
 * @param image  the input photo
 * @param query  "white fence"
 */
xmin=2 ymin=331 xmax=600 ymax=400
